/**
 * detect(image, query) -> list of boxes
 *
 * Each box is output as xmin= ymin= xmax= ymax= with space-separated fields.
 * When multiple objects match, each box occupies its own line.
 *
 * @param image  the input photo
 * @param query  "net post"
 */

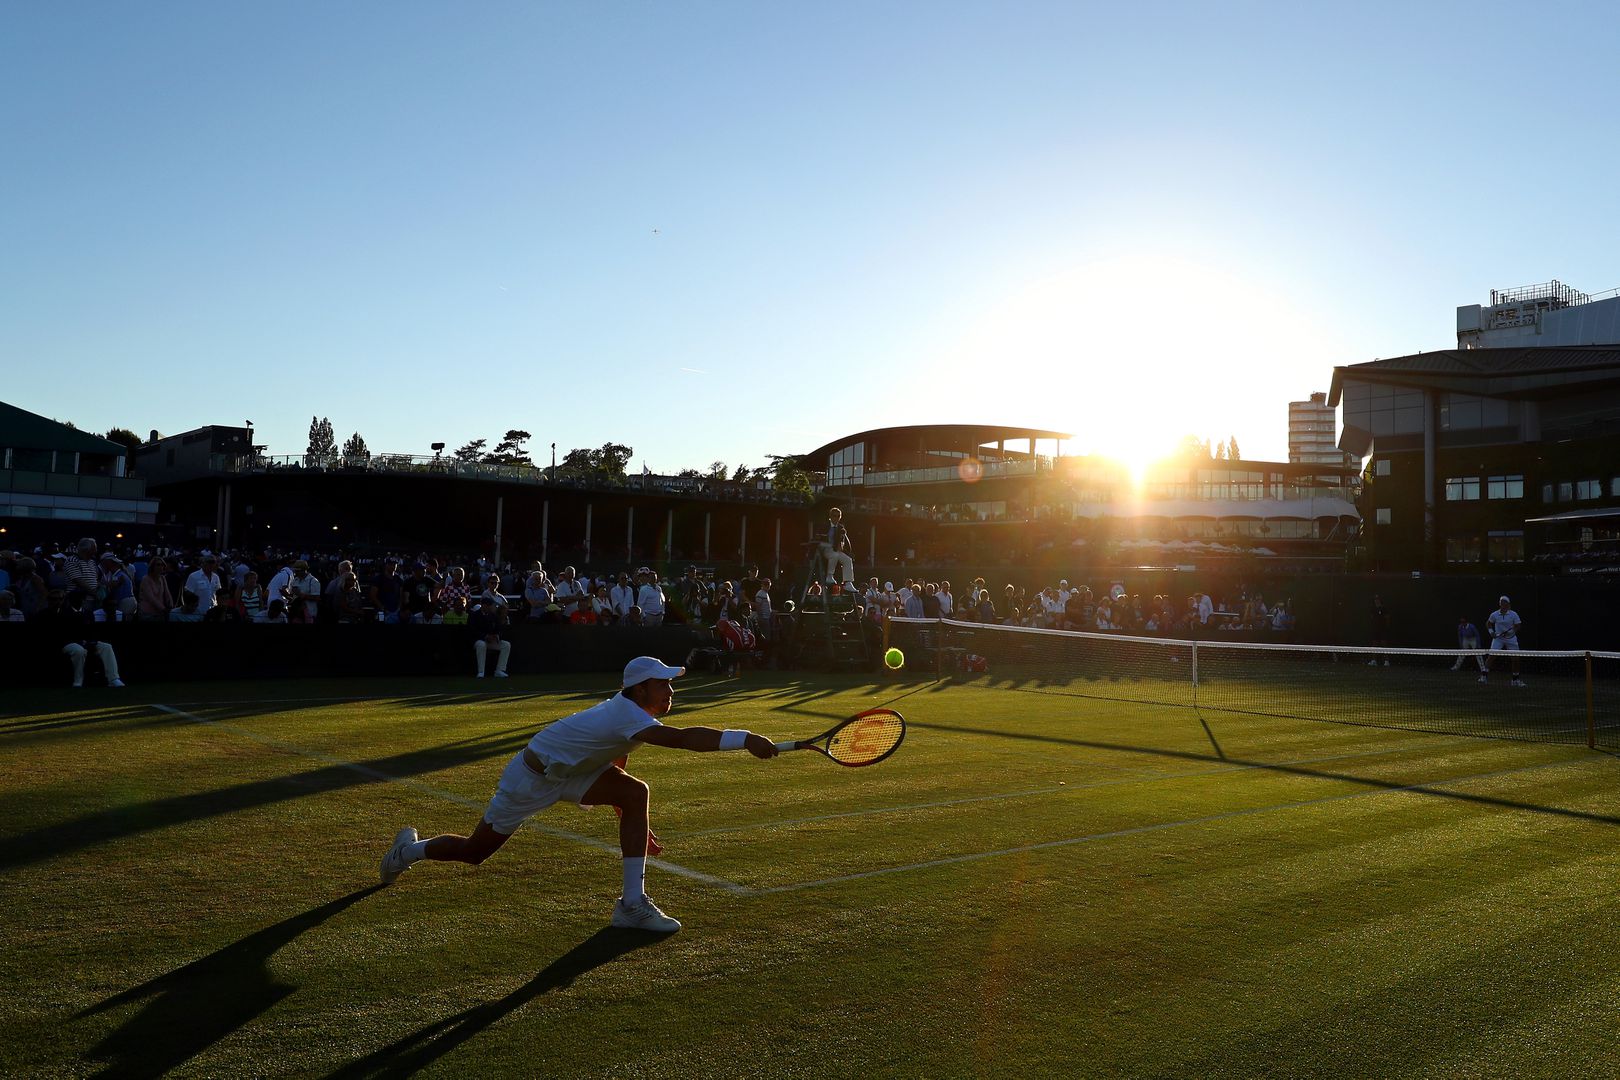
xmin=1586 ymin=652 xmax=1596 ymax=750
xmin=882 ymin=613 xmax=890 ymax=655
xmin=1191 ymin=640 xmax=1199 ymax=689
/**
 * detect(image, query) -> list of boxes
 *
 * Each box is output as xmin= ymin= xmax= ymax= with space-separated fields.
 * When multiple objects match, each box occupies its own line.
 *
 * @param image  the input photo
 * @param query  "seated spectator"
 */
xmin=100 ymin=554 xmax=136 ymax=619
xmin=170 ymin=590 xmax=205 ymax=623
xmin=205 ymin=581 xmax=245 ymax=623
xmin=590 ymin=584 xmax=615 ymax=624
xmin=259 ymin=598 xmax=290 ymax=624
xmin=622 ymin=604 xmax=644 ymax=627
xmin=442 ymin=596 xmax=470 ymax=626
xmin=137 ymin=558 xmax=174 ymax=621
xmin=471 ymin=599 xmax=510 ymax=678
xmin=38 ymin=588 xmax=124 ymax=688
xmin=0 ymin=590 xmax=22 ymax=622
xmin=11 ymin=557 xmax=47 ymax=618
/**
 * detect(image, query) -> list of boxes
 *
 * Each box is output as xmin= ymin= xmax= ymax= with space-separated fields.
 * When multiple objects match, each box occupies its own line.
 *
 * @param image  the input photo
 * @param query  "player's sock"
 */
xmin=622 ymin=856 xmax=647 ymax=905
xmin=404 ymin=839 xmax=430 ymax=861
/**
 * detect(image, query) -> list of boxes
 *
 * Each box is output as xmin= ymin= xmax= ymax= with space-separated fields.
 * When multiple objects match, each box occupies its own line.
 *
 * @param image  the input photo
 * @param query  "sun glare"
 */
xmin=938 ymin=253 xmax=1330 ymax=466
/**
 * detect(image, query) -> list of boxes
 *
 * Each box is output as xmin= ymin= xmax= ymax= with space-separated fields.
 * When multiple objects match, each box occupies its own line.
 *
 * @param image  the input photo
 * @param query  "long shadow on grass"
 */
xmin=325 ymin=928 xmax=667 ymax=1079
xmin=909 ymin=720 xmax=1620 ymax=828
xmin=79 ymin=886 xmax=382 ymax=1079
xmin=0 ymin=722 xmax=528 ymax=873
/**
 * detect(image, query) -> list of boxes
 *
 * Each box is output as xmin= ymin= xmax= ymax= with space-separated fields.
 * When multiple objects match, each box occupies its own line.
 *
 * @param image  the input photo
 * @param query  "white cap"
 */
xmin=883 ymin=581 xmax=894 ymax=591
xmin=1499 ymin=595 xmax=1511 ymax=604
xmin=623 ymin=656 xmax=685 ymax=688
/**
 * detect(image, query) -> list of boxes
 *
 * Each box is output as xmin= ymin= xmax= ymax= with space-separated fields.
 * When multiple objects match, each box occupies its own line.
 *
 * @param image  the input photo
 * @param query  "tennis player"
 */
xmin=1482 ymin=595 xmax=1524 ymax=687
xmin=378 ymin=656 xmax=777 ymax=932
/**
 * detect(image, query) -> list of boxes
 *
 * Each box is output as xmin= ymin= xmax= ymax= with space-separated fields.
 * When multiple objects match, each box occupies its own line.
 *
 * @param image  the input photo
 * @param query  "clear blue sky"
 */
xmin=5 ymin=2 xmax=1618 ymax=471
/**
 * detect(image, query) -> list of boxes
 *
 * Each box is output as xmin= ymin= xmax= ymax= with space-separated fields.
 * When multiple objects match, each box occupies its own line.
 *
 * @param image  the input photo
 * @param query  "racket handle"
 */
xmin=774 ymin=740 xmax=802 ymax=752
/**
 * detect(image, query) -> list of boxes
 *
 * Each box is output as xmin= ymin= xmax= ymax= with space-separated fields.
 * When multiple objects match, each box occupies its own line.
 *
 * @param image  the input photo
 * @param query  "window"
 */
xmin=826 ymin=442 xmax=865 ymax=486
xmin=1487 ymin=531 xmax=1524 ymax=562
xmin=1486 ymin=475 xmax=1524 ymax=500
xmin=1439 ymin=393 xmax=1516 ymax=432
xmin=1558 ymin=482 xmax=1573 ymax=502
xmin=1375 ymin=508 xmax=1391 ymax=525
xmin=1576 ymin=479 xmax=1602 ymax=500
xmin=1343 ymin=383 xmax=1426 ymax=437
xmin=1612 ymin=478 xmax=1620 ymax=497
xmin=1445 ymin=536 xmax=1482 ymax=563
xmin=1374 ymin=459 xmax=1391 ymax=477
xmin=1444 ymin=477 xmax=1480 ymax=501
xmin=1542 ymin=482 xmax=1554 ymax=503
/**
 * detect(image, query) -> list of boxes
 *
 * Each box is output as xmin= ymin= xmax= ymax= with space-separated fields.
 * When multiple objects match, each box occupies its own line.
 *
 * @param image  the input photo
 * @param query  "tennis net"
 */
xmin=885 ymin=617 xmax=1620 ymax=749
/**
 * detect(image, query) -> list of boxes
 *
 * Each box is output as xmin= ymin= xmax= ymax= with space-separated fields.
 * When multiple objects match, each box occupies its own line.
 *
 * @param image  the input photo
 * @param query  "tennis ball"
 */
xmin=884 ymin=647 xmax=905 ymax=670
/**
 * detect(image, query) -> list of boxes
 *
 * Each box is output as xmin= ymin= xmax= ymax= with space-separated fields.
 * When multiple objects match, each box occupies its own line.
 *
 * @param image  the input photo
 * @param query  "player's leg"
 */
xmin=579 ymin=766 xmax=679 ymax=932
xmin=420 ymin=820 xmax=513 ymax=864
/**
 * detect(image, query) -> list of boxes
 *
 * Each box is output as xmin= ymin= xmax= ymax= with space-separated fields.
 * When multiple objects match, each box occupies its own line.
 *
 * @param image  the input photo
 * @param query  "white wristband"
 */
xmin=718 ymin=729 xmax=748 ymax=751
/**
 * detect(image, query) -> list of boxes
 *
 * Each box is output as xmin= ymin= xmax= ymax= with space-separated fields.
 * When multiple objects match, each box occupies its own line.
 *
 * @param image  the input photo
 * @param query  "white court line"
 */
xmin=150 ymin=704 xmax=753 ymax=895
xmin=158 ymin=684 xmax=795 ymax=709
xmin=669 ymin=736 xmax=1489 ymax=839
xmin=757 ymin=754 xmax=1601 ymax=894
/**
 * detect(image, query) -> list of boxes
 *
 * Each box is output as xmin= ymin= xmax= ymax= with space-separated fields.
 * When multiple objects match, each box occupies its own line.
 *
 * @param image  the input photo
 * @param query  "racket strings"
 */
xmin=825 ymin=711 xmax=905 ymax=765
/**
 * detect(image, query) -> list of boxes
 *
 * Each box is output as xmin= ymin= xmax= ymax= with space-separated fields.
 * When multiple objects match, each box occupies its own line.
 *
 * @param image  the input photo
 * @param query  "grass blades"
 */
xmin=2 ymin=672 xmax=1618 ymax=1077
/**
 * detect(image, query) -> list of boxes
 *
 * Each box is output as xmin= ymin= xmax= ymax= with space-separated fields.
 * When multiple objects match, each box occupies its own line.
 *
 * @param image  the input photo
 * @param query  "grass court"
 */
xmin=3 ymin=669 xmax=1619 ymax=1078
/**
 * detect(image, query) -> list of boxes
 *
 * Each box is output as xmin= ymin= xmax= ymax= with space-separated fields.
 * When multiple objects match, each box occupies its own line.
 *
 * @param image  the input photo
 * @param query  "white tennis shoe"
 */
xmin=612 ymin=896 xmax=681 ymax=932
xmin=380 ymin=826 xmax=418 ymax=884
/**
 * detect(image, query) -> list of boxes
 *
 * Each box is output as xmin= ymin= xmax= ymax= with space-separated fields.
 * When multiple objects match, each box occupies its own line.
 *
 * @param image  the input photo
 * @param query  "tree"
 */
xmin=1175 ymin=434 xmax=1205 ymax=459
xmin=343 ymin=432 xmax=369 ymax=460
xmin=489 ymin=429 xmax=533 ymax=466
xmin=104 ymin=427 xmax=143 ymax=470
xmin=591 ymin=442 xmax=633 ymax=477
xmin=452 ymin=438 xmax=487 ymax=463
xmin=708 ymin=461 xmax=729 ymax=481
xmin=306 ymin=417 xmax=336 ymax=462
xmin=1214 ymin=440 xmax=1227 ymax=460
xmin=1227 ymin=437 xmax=1240 ymax=461
xmin=732 ymin=464 xmax=752 ymax=484
xmin=765 ymin=454 xmax=814 ymax=496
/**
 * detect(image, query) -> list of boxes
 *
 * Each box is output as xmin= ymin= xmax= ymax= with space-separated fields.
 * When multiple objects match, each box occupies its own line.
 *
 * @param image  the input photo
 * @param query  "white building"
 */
xmin=1457 ymin=280 xmax=1620 ymax=349
xmin=1288 ymin=392 xmax=1349 ymax=466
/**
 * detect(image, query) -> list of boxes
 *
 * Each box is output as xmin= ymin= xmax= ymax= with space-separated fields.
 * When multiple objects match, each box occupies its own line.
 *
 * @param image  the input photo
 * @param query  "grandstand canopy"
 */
xmin=804 ymin=424 xmax=1071 ymax=466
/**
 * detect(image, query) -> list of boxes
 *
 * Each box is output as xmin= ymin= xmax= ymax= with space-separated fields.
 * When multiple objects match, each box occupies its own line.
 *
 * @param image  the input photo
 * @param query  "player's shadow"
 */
xmin=79 ymin=885 xmax=383 ymax=1079
xmin=325 ymin=927 xmax=669 ymax=1079
xmin=1 ymin=722 xmax=530 ymax=873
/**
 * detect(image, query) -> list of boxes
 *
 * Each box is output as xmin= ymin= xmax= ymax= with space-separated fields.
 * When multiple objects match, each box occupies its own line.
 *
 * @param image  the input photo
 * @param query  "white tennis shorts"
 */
xmin=1491 ymin=637 xmax=1520 ymax=651
xmin=483 ymin=752 xmax=614 ymax=834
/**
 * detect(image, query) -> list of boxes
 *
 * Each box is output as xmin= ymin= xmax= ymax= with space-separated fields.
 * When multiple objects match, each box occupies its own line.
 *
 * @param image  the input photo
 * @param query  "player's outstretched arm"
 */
xmin=634 ymin=725 xmax=778 ymax=758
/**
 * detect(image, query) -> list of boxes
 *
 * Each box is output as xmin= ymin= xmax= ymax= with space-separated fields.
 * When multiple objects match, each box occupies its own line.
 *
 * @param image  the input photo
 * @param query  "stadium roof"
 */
xmin=1328 ymin=346 xmax=1620 ymax=405
xmin=804 ymin=424 xmax=1073 ymax=463
xmin=0 ymin=400 xmax=125 ymax=455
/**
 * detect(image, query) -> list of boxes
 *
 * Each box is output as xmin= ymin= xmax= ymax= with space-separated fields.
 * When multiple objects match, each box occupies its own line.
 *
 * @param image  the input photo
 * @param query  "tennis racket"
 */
xmin=775 ymin=707 xmax=905 ymax=767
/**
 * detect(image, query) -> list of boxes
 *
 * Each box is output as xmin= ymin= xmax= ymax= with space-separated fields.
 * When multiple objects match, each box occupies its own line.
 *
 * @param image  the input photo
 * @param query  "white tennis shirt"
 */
xmin=1487 ymin=609 xmax=1521 ymax=642
xmin=527 ymin=693 xmax=661 ymax=779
